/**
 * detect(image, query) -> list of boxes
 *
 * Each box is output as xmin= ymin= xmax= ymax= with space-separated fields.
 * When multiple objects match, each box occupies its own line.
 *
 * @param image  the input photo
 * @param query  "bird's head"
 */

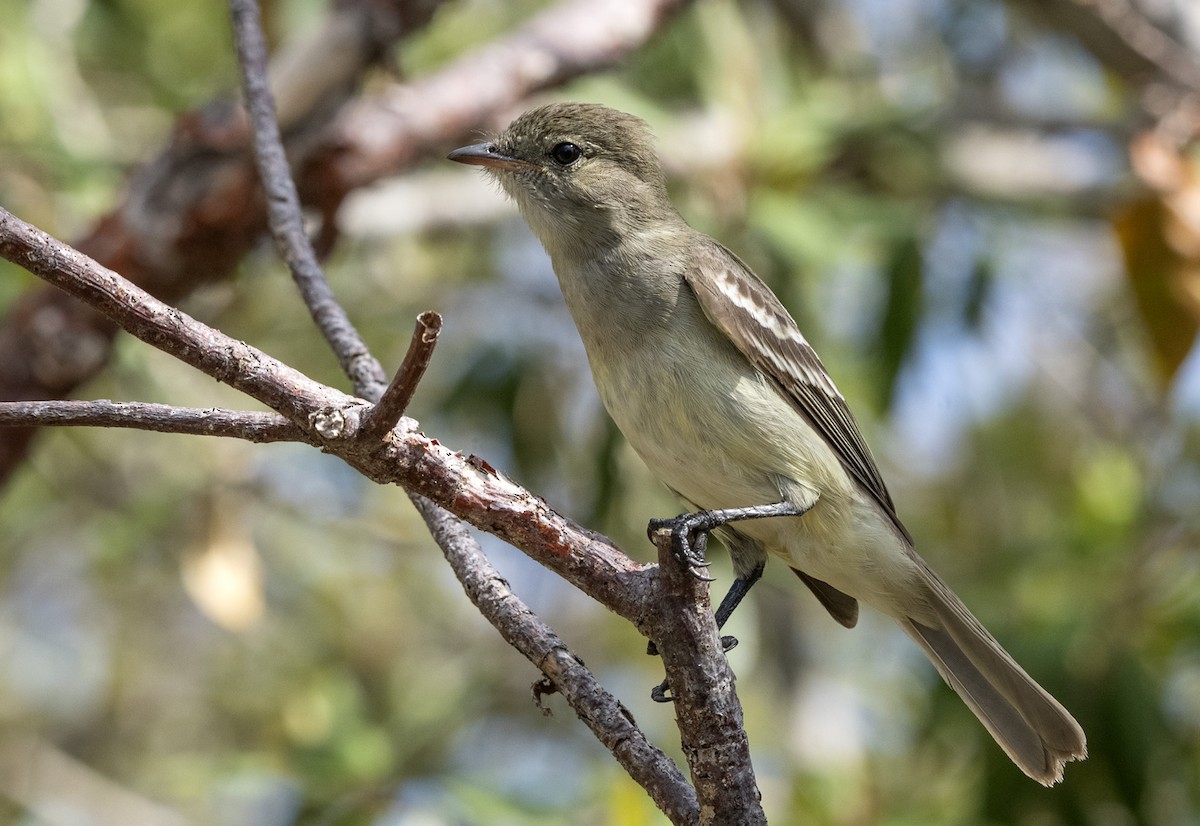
xmin=448 ymin=103 xmax=676 ymax=255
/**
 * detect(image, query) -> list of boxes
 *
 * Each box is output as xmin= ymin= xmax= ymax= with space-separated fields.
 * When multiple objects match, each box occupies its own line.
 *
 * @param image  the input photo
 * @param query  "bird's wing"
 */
xmin=682 ymin=240 xmax=912 ymax=544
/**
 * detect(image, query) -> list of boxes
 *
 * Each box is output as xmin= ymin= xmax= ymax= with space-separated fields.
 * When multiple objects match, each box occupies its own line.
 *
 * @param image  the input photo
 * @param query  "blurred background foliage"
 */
xmin=1 ymin=0 xmax=1199 ymax=823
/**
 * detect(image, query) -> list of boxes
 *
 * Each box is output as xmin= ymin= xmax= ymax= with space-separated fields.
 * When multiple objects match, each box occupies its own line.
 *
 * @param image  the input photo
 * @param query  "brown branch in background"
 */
xmin=329 ymin=0 xmax=692 ymax=190
xmin=359 ymin=311 xmax=443 ymax=442
xmin=1015 ymin=0 xmax=1200 ymax=140
xmin=409 ymin=494 xmax=700 ymax=825
xmin=649 ymin=530 xmax=764 ymax=824
xmin=0 ymin=401 xmax=306 ymax=443
xmin=229 ymin=0 xmax=388 ymax=400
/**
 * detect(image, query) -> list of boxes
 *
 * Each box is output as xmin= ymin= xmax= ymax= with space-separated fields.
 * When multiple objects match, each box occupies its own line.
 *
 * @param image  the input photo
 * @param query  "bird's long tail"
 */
xmin=898 ymin=559 xmax=1087 ymax=785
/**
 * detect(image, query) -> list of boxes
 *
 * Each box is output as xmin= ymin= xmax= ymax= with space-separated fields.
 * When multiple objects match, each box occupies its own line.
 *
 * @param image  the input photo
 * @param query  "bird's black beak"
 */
xmin=447 ymin=142 xmax=534 ymax=171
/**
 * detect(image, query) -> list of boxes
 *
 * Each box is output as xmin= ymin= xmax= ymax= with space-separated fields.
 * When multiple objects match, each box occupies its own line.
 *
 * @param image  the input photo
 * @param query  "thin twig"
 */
xmin=359 ymin=311 xmax=443 ymax=442
xmin=0 ymin=401 xmax=307 ymax=443
xmin=409 ymin=493 xmax=699 ymax=825
xmin=229 ymin=0 xmax=388 ymax=400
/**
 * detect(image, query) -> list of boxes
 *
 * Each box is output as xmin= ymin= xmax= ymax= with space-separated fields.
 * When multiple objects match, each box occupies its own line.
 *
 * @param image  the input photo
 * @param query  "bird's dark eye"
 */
xmin=549 ymin=142 xmax=582 ymax=166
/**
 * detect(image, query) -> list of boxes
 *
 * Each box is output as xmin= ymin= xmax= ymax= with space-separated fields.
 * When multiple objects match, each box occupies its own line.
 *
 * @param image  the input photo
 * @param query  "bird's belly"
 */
xmin=596 ymin=352 xmax=800 ymax=510
xmin=590 ymin=341 xmax=917 ymax=611
xmin=593 ymin=341 xmax=852 ymax=535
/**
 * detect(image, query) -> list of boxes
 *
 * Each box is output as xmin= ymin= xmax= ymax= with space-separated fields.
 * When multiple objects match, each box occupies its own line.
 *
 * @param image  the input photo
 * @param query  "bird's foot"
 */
xmin=647 ymin=511 xmax=725 ymax=580
xmin=649 ymin=501 xmax=811 ymax=581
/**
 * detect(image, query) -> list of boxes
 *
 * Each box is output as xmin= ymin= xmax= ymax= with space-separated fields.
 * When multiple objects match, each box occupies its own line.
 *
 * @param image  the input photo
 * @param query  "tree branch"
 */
xmin=229 ymin=0 xmax=389 ymax=400
xmin=0 ymin=209 xmax=348 ymax=424
xmin=0 ymin=1 xmax=765 ymax=813
xmin=0 ymin=401 xmax=306 ymax=443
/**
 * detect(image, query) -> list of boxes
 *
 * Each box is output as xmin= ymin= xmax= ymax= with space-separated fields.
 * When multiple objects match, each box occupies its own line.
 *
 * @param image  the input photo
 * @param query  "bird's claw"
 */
xmin=648 ymin=513 xmax=715 ymax=579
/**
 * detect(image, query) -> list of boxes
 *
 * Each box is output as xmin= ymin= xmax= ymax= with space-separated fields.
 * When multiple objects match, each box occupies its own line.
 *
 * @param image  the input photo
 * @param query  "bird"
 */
xmin=448 ymin=102 xmax=1087 ymax=785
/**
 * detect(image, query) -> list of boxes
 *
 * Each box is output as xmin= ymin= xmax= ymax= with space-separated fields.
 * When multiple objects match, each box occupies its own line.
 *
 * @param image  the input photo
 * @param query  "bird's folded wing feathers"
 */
xmin=682 ymin=241 xmax=912 ymax=544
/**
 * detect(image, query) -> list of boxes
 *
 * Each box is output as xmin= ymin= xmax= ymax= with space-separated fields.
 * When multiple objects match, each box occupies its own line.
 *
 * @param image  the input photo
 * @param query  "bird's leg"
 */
xmin=647 ymin=499 xmax=813 ymax=703
xmin=713 ymin=561 xmax=764 ymax=635
xmin=647 ymin=500 xmax=811 ymax=578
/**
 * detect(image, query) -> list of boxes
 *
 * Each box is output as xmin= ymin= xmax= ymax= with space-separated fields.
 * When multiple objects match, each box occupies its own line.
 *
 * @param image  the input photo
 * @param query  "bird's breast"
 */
xmin=568 ymin=277 xmax=846 ymax=514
